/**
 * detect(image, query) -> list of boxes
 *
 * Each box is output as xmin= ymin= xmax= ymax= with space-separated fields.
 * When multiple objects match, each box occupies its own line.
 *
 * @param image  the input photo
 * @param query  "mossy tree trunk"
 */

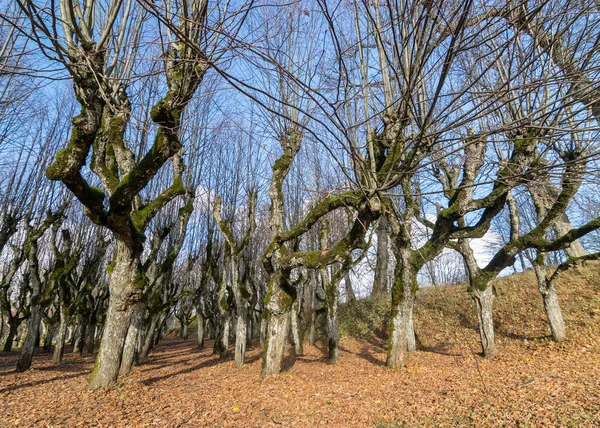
xmin=30 ymin=0 xmax=209 ymax=388
xmin=89 ymin=239 xmax=144 ymax=388
xmin=16 ymin=306 xmax=42 ymax=371
xmin=386 ymin=244 xmax=416 ymax=369
xmin=261 ymin=130 xmax=378 ymax=374
xmin=262 ymin=271 xmax=293 ymax=375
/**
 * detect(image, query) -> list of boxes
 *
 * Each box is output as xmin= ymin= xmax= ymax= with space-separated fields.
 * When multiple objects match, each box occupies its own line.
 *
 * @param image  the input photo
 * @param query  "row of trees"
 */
xmin=0 ymin=0 xmax=599 ymax=388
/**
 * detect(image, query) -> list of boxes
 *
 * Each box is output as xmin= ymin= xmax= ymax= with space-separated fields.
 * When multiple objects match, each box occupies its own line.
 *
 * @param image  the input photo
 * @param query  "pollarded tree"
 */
xmin=213 ymin=190 xmax=256 ymax=367
xmin=16 ymin=201 xmax=70 ymax=371
xmin=15 ymin=0 xmax=251 ymax=388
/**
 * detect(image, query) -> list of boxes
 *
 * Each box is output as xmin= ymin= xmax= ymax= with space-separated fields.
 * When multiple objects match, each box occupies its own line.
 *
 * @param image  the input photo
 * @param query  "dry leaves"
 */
xmin=1 ymin=265 xmax=599 ymax=427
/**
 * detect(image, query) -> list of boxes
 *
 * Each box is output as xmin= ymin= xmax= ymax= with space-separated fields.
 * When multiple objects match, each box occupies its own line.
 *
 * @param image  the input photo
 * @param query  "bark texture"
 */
xmin=471 ymin=286 xmax=497 ymax=358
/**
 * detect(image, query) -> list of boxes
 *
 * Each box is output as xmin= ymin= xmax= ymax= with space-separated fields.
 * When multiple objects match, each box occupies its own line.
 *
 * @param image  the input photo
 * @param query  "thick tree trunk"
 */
xmin=88 ymin=301 xmax=131 ymax=387
xmin=262 ymin=307 xmax=290 ymax=375
xmin=234 ymin=313 xmax=247 ymax=368
xmin=470 ymin=286 xmax=497 ymax=358
xmin=386 ymin=247 xmax=415 ymax=369
xmin=290 ymin=299 xmax=303 ymax=356
xmin=373 ymin=218 xmax=389 ymax=295
xmin=120 ymin=302 xmax=145 ymax=376
xmin=52 ymin=309 xmax=68 ymax=363
xmin=262 ymin=270 xmax=294 ymax=375
xmin=88 ymin=241 xmax=142 ymax=389
xmin=16 ymin=305 xmax=42 ymax=371
xmin=406 ymin=306 xmax=416 ymax=352
xmin=541 ymin=285 xmax=565 ymax=342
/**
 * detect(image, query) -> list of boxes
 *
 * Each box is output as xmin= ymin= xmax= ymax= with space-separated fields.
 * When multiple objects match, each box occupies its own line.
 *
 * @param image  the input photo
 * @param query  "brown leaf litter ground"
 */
xmin=1 ymin=266 xmax=599 ymax=427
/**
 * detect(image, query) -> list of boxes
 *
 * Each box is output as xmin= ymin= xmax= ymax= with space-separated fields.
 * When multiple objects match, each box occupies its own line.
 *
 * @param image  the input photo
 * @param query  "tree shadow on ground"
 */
xmin=0 ymin=372 xmax=84 ymax=393
xmin=141 ymin=356 xmax=224 ymax=386
xmin=417 ymin=342 xmax=465 ymax=357
xmin=139 ymin=344 xmax=263 ymax=385
xmin=338 ymin=344 xmax=386 ymax=366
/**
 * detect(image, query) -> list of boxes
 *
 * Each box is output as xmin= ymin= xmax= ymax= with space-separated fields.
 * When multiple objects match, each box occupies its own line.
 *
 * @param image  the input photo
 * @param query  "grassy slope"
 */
xmin=341 ymin=262 xmax=600 ymax=352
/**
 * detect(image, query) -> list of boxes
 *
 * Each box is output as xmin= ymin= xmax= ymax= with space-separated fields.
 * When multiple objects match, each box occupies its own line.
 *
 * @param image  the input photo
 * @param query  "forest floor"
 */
xmin=1 ymin=265 xmax=599 ymax=427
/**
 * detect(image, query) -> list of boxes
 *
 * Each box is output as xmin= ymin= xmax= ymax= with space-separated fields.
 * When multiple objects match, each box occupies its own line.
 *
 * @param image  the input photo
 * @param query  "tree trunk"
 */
xmin=234 ymin=312 xmax=247 ymax=367
xmin=220 ymin=317 xmax=230 ymax=359
xmin=88 ymin=241 xmax=142 ymax=389
xmin=120 ymin=302 xmax=145 ymax=376
xmin=181 ymin=320 xmax=189 ymax=340
xmin=140 ymin=315 xmax=158 ymax=361
xmin=406 ymin=306 xmax=416 ymax=352
xmin=246 ymin=314 xmax=253 ymax=348
xmin=212 ymin=322 xmax=222 ymax=355
xmin=470 ymin=285 xmax=497 ymax=358
xmin=262 ymin=306 xmax=290 ymax=375
xmin=74 ymin=320 xmax=87 ymax=355
xmin=344 ymin=271 xmax=356 ymax=303
xmin=52 ymin=308 xmax=68 ymax=363
xmin=262 ymin=271 xmax=293 ymax=375
xmin=16 ymin=305 xmax=42 ymax=371
xmin=86 ymin=322 xmax=96 ymax=355
xmin=154 ymin=316 xmax=165 ymax=345
xmin=197 ymin=311 xmax=204 ymax=349
xmin=386 ymin=247 xmax=415 ymax=369
xmin=326 ymin=307 xmax=339 ymax=362
xmin=66 ymin=325 xmax=74 ymax=344
xmin=259 ymin=314 xmax=267 ymax=349
xmin=3 ymin=320 xmax=19 ymax=352
xmin=17 ymin=322 xmax=27 ymax=348
xmin=373 ymin=217 xmax=389 ymax=295
xmin=43 ymin=322 xmax=56 ymax=352
xmin=88 ymin=301 xmax=131 ymax=387
xmin=321 ymin=265 xmax=339 ymax=362
xmin=309 ymin=309 xmax=318 ymax=347
xmin=290 ymin=299 xmax=303 ymax=356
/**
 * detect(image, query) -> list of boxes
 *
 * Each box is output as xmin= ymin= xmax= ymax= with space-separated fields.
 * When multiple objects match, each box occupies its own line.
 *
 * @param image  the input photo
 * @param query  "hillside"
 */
xmin=1 ymin=264 xmax=599 ymax=426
